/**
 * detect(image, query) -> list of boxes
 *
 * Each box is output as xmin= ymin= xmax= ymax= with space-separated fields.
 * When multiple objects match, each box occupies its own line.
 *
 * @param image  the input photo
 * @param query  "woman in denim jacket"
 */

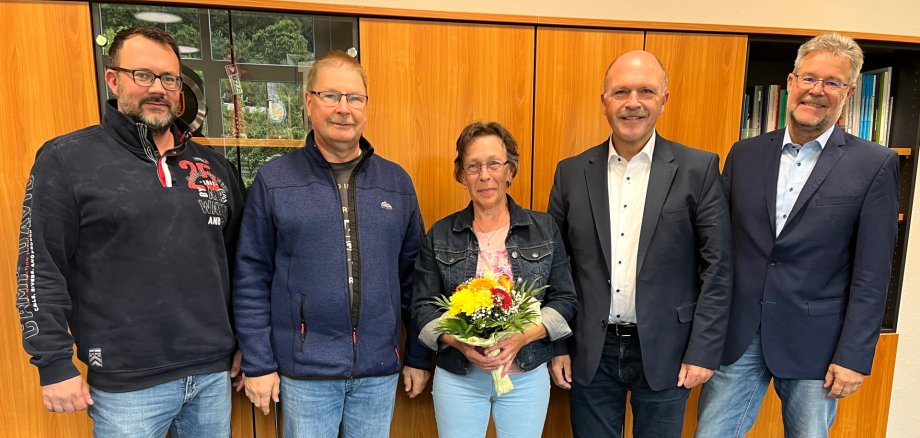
xmin=411 ymin=121 xmax=577 ymax=438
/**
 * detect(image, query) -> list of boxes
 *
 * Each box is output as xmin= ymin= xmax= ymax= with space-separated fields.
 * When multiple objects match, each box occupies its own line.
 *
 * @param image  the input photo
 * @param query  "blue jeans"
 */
xmin=432 ymin=364 xmax=550 ymax=438
xmin=569 ymin=331 xmax=689 ymax=438
xmin=280 ymin=374 xmax=398 ymax=438
xmin=696 ymin=331 xmax=837 ymax=438
xmin=88 ymin=371 xmax=230 ymax=438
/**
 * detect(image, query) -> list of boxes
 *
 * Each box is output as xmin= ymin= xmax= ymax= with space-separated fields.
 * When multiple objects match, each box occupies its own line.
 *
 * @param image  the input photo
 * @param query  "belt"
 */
xmin=606 ymin=323 xmax=638 ymax=337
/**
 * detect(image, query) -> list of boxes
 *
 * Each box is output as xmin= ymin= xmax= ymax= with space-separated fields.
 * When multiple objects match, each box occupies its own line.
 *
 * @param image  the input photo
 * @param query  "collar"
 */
xmin=782 ymin=125 xmax=834 ymax=150
xmin=608 ymin=131 xmax=656 ymax=163
xmin=102 ymin=99 xmax=192 ymax=161
xmin=303 ymin=130 xmax=375 ymax=167
xmin=452 ymin=195 xmax=532 ymax=233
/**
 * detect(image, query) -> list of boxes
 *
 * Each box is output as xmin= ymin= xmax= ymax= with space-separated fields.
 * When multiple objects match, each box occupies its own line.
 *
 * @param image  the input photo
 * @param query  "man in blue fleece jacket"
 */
xmin=234 ymin=50 xmax=432 ymax=437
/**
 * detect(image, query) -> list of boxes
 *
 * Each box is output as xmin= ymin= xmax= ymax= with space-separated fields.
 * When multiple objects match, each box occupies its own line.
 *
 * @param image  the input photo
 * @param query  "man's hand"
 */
xmin=824 ymin=363 xmax=865 ymax=399
xmin=677 ymin=363 xmax=713 ymax=389
xmin=402 ymin=366 xmax=431 ymax=398
xmin=550 ymin=355 xmax=572 ymax=389
xmin=244 ymin=372 xmax=280 ymax=415
xmin=230 ymin=350 xmax=246 ymax=392
xmin=41 ymin=375 xmax=93 ymax=413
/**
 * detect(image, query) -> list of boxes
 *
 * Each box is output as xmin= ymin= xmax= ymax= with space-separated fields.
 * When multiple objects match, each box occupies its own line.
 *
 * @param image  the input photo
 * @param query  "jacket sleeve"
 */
xmin=400 ymin=195 xmax=433 ymax=369
xmin=682 ymin=153 xmax=733 ymax=369
xmin=539 ymin=220 xmax=577 ymax=341
xmin=17 ymin=143 xmax=82 ymax=386
xmin=232 ymin=172 xmax=278 ymax=376
xmin=547 ymin=163 xmax=575 ymax=357
xmin=832 ymin=150 xmax=900 ymax=374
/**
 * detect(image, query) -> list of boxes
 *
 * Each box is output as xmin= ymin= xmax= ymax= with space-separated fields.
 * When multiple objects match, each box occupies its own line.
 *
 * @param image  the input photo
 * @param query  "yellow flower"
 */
xmin=449 ymin=285 xmax=494 ymax=315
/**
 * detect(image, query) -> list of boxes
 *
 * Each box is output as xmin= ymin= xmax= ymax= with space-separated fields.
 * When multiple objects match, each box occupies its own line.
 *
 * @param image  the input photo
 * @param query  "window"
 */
xmin=92 ymin=3 xmax=358 ymax=187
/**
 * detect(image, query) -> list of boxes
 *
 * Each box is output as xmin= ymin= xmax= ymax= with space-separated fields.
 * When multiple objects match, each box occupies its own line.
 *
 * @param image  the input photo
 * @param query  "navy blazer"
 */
xmin=722 ymin=126 xmax=899 ymax=378
xmin=548 ymin=134 xmax=732 ymax=391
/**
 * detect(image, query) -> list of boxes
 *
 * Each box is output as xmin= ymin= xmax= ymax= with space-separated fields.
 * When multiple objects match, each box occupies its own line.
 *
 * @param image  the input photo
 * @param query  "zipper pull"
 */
xmin=352 ymin=329 xmax=357 ymax=348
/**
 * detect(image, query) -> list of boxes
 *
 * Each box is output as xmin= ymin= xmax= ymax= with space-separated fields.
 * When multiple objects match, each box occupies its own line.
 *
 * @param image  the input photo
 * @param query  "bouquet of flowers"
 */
xmin=431 ymin=272 xmax=545 ymax=396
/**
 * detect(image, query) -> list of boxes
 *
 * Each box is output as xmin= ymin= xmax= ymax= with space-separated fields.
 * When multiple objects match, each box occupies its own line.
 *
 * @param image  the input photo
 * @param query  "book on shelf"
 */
xmin=841 ymin=67 xmax=892 ymax=146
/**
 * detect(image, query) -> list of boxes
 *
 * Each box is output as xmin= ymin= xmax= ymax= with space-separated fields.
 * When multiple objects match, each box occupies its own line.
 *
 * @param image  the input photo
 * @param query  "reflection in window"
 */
xmin=220 ymin=80 xmax=306 ymax=139
xmin=210 ymin=11 xmax=315 ymax=65
xmin=99 ymin=4 xmax=202 ymax=59
xmin=94 ymin=3 xmax=356 ymax=188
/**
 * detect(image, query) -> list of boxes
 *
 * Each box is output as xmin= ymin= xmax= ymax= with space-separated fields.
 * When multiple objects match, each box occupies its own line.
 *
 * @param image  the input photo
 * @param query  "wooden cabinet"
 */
xmin=360 ymin=18 xmax=536 ymax=228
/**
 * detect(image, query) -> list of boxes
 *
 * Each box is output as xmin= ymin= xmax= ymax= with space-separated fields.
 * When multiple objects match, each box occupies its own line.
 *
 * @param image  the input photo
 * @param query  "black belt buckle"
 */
xmin=608 ymin=323 xmax=637 ymax=337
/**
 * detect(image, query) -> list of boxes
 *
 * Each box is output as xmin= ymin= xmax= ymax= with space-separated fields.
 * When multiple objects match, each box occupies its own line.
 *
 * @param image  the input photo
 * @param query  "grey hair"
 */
xmin=794 ymin=33 xmax=864 ymax=83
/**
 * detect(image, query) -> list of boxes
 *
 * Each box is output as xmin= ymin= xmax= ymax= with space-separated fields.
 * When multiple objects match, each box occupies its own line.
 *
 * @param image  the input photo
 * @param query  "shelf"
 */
xmin=195 ymin=137 xmax=304 ymax=148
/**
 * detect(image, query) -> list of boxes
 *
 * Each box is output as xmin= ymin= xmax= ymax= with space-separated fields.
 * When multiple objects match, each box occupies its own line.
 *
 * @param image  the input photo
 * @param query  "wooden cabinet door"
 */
xmin=645 ymin=32 xmax=748 ymax=161
xmin=360 ymin=18 xmax=535 ymax=228
xmin=532 ymin=28 xmax=645 ymax=212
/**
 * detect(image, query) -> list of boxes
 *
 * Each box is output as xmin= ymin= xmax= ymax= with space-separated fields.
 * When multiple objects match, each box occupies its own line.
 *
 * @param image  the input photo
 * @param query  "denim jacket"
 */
xmin=411 ymin=196 xmax=577 ymax=375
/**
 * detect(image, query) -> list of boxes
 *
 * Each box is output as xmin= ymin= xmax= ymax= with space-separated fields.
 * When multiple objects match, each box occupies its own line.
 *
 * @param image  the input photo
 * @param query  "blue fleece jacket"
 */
xmin=233 ymin=133 xmax=431 ymax=378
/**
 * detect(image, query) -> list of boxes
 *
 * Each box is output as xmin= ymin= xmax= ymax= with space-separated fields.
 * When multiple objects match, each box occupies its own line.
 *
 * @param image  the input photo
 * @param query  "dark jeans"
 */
xmin=570 ymin=330 xmax=690 ymax=438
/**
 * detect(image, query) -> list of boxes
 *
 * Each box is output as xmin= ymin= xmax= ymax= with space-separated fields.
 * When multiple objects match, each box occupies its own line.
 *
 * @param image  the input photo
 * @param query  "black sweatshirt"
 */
xmin=16 ymin=100 xmax=243 ymax=392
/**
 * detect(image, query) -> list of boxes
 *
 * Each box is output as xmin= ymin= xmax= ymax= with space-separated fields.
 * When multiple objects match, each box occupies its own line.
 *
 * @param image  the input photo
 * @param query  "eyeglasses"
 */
xmin=308 ymin=90 xmax=369 ymax=109
xmin=463 ymin=160 xmax=509 ymax=175
xmin=793 ymin=75 xmax=849 ymax=93
xmin=109 ymin=66 xmax=183 ymax=91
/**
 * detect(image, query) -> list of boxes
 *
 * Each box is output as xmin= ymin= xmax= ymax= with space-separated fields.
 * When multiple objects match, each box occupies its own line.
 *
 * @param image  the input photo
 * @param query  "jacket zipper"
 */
xmin=299 ymin=295 xmax=306 ymax=352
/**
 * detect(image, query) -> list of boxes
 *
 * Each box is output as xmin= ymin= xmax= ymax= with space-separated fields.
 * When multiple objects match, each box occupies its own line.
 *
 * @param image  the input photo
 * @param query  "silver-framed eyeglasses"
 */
xmin=793 ymin=74 xmax=848 ymax=92
xmin=309 ymin=90 xmax=369 ymax=109
xmin=109 ymin=66 xmax=183 ymax=91
xmin=463 ymin=160 xmax=509 ymax=175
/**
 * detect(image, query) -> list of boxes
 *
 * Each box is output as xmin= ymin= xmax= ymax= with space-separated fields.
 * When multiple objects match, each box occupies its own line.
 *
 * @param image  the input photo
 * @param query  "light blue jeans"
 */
xmin=89 ymin=371 xmax=230 ymax=438
xmin=432 ymin=364 xmax=550 ymax=438
xmin=696 ymin=331 xmax=837 ymax=438
xmin=280 ymin=374 xmax=398 ymax=438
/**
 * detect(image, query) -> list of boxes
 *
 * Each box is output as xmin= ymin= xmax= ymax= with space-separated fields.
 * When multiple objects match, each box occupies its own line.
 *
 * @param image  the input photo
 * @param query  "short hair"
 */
xmin=307 ymin=50 xmax=368 ymax=92
xmin=794 ymin=33 xmax=864 ymax=83
xmin=107 ymin=26 xmax=181 ymax=67
xmin=453 ymin=121 xmax=520 ymax=184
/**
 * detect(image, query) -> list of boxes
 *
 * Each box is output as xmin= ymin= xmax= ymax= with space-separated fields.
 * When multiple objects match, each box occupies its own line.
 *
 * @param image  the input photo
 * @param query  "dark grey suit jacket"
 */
xmin=548 ymin=133 xmax=732 ymax=391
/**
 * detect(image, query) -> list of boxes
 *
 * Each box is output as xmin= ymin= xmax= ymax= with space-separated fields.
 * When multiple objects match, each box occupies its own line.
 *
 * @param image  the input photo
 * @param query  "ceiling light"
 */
xmin=134 ymin=12 xmax=182 ymax=23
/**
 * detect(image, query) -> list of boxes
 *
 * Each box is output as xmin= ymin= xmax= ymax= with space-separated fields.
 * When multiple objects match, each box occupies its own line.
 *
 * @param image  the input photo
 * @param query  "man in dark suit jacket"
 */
xmin=548 ymin=50 xmax=732 ymax=438
xmin=696 ymin=33 xmax=900 ymax=438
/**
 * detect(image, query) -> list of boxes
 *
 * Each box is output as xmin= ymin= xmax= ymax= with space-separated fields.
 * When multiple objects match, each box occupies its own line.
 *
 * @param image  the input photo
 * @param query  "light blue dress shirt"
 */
xmin=775 ymin=126 xmax=835 ymax=236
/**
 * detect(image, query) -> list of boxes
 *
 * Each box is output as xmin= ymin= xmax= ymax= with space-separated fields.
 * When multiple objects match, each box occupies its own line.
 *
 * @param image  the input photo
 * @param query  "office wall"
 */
xmin=296 ymin=0 xmax=920 ymax=39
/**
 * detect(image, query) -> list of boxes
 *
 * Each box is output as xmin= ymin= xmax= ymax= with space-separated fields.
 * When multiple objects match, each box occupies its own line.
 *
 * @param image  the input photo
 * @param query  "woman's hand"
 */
xmin=440 ymin=334 xmax=503 ymax=371
xmin=484 ymin=324 xmax=548 ymax=376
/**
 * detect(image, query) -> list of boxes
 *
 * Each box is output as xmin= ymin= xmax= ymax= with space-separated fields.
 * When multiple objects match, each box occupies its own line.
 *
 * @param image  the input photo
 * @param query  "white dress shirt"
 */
xmin=776 ymin=126 xmax=834 ymax=236
xmin=608 ymin=133 xmax=656 ymax=324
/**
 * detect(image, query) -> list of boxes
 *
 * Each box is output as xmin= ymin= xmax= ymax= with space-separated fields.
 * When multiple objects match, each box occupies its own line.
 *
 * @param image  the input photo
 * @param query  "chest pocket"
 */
xmin=434 ymin=248 xmax=469 ymax=290
xmin=516 ymin=242 xmax=553 ymax=290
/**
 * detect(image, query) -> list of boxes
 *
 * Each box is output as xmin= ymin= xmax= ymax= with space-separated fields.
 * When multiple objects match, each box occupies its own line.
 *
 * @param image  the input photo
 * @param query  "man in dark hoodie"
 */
xmin=16 ymin=26 xmax=243 ymax=437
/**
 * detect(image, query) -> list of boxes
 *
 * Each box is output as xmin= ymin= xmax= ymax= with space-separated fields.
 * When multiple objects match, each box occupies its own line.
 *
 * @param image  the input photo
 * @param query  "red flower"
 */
xmin=491 ymin=288 xmax=512 ymax=310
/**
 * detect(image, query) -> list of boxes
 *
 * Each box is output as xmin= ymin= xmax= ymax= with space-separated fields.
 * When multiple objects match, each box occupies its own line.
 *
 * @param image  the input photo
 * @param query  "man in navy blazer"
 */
xmin=696 ymin=33 xmax=900 ymax=438
xmin=548 ymin=50 xmax=732 ymax=437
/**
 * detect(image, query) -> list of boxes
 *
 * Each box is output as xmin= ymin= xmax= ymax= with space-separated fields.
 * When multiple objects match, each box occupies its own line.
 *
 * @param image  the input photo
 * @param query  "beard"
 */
xmin=117 ymin=91 xmax=178 ymax=135
xmin=787 ymin=96 xmax=835 ymax=138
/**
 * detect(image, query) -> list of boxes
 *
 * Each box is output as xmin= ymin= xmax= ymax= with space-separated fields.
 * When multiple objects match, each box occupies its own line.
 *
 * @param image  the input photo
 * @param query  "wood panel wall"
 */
xmin=0 ymin=3 xmax=899 ymax=438
xmin=0 ymin=1 xmax=98 ymax=436
xmin=646 ymin=32 xmax=748 ymax=159
xmin=360 ymin=18 xmax=535 ymax=227
xmin=531 ymin=28 xmax=645 ymax=212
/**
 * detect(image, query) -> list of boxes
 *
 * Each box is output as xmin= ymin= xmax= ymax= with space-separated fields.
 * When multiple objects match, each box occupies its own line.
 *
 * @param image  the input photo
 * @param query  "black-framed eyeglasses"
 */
xmin=793 ymin=74 xmax=849 ymax=92
xmin=463 ymin=160 xmax=509 ymax=175
xmin=109 ymin=66 xmax=183 ymax=91
xmin=308 ymin=90 xmax=368 ymax=109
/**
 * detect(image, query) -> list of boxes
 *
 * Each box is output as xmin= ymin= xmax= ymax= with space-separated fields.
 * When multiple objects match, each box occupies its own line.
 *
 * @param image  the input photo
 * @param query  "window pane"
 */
xmin=210 ymin=10 xmax=315 ymax=65
xmin=99 ymin=4 xmax=202 ymax=60
xmin=221 ymin=80 xmax=306 ymax=139
xmin=226 ymin=146 xmax=300 ymax=188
